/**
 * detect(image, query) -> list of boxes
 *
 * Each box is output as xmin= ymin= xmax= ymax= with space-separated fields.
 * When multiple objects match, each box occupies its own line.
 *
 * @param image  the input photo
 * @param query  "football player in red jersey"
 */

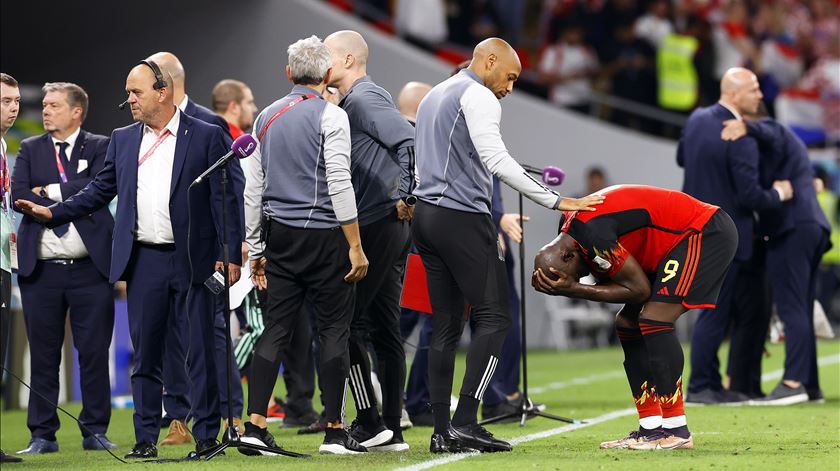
xmin=533 ymin=184 xmax=738 ymax=450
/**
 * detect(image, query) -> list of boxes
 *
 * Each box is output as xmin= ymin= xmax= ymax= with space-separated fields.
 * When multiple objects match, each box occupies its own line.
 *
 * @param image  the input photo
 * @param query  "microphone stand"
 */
xmin=479 ymin=186 xmax=582 ymax=427
xmin=193 ymin=163 xmax=308 ymax=460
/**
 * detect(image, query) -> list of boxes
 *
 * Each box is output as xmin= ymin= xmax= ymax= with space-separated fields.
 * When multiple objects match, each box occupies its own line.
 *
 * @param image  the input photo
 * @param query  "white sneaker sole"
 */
xmin=237 ymin=436 xmax=282 ymax=456
xmin=369 ymin=442 xmax=410 ymax=452
xmin=748 ymin=393 xmax=809 ymax=406
xmin=360 ymin=429 xmax=393 ymax=448
xmin=319 ymin=443 xmax=365 ymax=455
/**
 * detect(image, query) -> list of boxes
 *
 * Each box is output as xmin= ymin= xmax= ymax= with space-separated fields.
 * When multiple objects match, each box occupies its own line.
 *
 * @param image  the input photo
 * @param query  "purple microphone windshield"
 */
xmin=542 ymin=166 xmax=565 ymax=186
xmin=232 ymin=134 xmax=258 ymax=158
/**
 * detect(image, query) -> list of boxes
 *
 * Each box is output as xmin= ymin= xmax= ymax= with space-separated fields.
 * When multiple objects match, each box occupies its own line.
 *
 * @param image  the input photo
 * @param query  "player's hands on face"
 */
xmin=15 ymin=199 xmax=53 ymax=222
xmin=557 ymin=193 xmax=605 ymax=212
xmin=345 ymin=246 xmax=369 ymax=283
xmin=721 ymin=119 xmax=747 ymax=141
xmin=532 ymin=267 xmax=573 ymax=295
xmin=250 ymin=257 xmax=267 ymax=290
xmin=500 ymin=213 xmax=529 ymax=243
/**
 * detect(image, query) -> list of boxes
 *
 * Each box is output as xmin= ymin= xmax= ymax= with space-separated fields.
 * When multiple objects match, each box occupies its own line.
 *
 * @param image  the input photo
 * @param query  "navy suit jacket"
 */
xmin=49 ymin=111 xmax=244 ymax=283
xmin=677 ymin=103 xmax=782 ymax=261
xmin=747 ymin=119 xmax=830 ymax=238
xmin=11 ymin=130 xmax=113 ymax=278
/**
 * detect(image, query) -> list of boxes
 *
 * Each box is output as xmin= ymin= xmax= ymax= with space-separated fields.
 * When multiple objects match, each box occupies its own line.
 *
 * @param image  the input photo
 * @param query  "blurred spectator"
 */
xmin=604 ymin=19 xmax=657 ymax=127
xmin=712 ymin=0 xmax=758 ymax=80
xmin=815 ymin=165 xmax=840 ymax=322
xmin=538 ymin=24 xmax=599 ymax=113
xmin=394 ymin=0 xmax=447 ymax=47
xmin=754 ymin=3 xmax=804 ymax=110
xmin=798 ymin=33 xmax=840 ymax=141
xmin=585 ymin=166 xmax=608 ymax=194
xmin=634 ymin=0 xmax=674 ymax=49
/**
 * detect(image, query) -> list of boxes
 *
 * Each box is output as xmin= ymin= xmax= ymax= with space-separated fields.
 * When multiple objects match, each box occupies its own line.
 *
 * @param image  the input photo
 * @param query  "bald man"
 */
xmin=147 ymin=51 xmax=247 ymax=444
xmin=677 ymin=67 xmax=793 ymax=406
xmin=16 ymin=60 xmax=244 ymax=458
xmin=412 ymin=37 xmax=603 ymax=453
xmin=324 ymin=30 xmax=416 ymax=451
xmin=397 ymin=81 xmax=432 ymax=122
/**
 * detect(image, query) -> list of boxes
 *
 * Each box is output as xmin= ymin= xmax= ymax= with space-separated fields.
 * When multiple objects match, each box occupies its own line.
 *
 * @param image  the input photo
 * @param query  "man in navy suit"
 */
xmin=677 ymin=67 xmax=793 ymax=404
xmin=16 ymin=60 xmax=244 ymax=458
xmin=11 ymin=82 xmax=116 ymax=455
xmin=722 ymin=115 xmax=831 ymax=404
xmin=146 ymin=51 xmax=246 ymax=443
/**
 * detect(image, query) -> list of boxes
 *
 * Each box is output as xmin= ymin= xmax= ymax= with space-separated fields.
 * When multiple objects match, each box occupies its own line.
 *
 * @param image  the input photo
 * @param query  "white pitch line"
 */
xmin=395 ymin=353 xmax=840 ymax=471
xmin=393 ymin=408 xmax=636 ymax=471
xmin=529 ymin=370 xmax=625 ymax=394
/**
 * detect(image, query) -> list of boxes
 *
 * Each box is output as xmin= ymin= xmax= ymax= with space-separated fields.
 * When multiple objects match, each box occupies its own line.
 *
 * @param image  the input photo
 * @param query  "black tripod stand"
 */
xmin=192 ymin=164 xmax=308 ymax=460
xmin=479 ymin=193 xmax=583 ymax=427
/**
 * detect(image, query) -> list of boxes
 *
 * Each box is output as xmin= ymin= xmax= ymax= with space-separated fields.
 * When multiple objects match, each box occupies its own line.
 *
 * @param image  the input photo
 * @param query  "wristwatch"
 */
xmin=39 ymin=186 xmax=47 ymax=198
xmin=402 ymin=195 xmax=417 ymax=207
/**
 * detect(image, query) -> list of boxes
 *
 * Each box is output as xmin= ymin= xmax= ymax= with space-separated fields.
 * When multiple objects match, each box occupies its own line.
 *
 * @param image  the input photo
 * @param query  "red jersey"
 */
xmin=227 ymin=122 xmax=244 ymax=140
xmin=560 ymin=185 xmax=719 ymax=277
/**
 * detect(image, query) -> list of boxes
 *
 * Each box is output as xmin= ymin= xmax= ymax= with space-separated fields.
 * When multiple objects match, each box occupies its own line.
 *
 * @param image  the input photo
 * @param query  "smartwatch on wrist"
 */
xmin=39 ymin=186 xmax=47 ymax=198
xmin=402 ymin=195 xmax=417 ymax=207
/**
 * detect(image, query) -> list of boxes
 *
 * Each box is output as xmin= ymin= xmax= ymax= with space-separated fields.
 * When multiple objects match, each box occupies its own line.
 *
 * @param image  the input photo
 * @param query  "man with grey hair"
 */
xmin=240 ymin=35 xmax=369 ymax=455
xmin=12 ymin=82 xmax=116 ymax=455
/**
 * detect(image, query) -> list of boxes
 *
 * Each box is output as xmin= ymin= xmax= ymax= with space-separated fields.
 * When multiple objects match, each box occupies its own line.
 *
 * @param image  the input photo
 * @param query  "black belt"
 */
xmin=41 ymin=257 xmax=90 ymax=265
xmin=137 ymin=242 xmax=176 ymax=251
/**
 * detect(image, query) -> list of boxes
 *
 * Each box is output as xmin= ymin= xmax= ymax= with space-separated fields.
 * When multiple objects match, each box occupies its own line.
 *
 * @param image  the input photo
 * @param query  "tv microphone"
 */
xmin=192 ymin=134 xmax=258 ymax=185
xmin=521 ymin=164 xmax=566 ymax=186
xmin=117 ymin=100 xmax=129 ymax=110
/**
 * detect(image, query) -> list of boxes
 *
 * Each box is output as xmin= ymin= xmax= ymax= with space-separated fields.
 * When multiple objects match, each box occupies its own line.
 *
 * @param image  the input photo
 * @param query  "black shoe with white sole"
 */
xmin=319 ymin=428 xmax=367 ymax=454
xmin=238 ymin=422 xmax=283 ymax=456
xmin=348 ymin=419 xmax=394 ymax=448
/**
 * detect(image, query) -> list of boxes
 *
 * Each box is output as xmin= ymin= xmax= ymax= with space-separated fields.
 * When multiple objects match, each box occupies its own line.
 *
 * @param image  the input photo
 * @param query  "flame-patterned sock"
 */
xmin=639 ymin=318 xmax=690 ymax=438
xmin=617 ymin=326 xmax=661 ymax=431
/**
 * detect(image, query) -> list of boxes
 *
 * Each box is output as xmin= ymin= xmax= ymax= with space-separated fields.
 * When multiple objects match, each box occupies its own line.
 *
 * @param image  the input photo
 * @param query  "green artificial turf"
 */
xmin=1 ymin=341 xmax=837 ymax=470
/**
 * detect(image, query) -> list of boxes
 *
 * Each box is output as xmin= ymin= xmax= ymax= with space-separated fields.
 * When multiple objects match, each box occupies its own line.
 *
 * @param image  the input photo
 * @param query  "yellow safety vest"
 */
xmin=658 ymin=34 xmax=699 ymax=111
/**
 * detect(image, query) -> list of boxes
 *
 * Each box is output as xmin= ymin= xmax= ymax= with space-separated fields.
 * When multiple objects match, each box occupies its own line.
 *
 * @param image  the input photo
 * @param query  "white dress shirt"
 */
xmin=135 ymin=110 xmax=180 ymax=244
xmin=38 ymin=127 xmax=89 ymax=260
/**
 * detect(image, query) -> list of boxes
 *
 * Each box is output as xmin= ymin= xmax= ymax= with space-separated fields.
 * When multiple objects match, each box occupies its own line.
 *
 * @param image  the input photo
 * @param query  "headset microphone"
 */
xmin=117 ymin=100 xmax=129 ymax=110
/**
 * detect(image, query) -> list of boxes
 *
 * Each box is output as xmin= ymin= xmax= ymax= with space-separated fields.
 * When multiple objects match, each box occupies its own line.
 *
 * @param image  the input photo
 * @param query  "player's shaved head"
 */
xmin=534 ymin=233 xmax=587 ymax=281
xmin=324 ymin=30 xmax=369 ymax=67
xmin=468 ymin=37 xmax=522 ymax=99
xmin=397 ymin=81 xmax=432 ymax=121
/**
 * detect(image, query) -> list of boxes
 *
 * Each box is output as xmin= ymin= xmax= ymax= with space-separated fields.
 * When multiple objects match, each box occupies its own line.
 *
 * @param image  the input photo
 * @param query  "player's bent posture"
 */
xmin=533 ymin=185 xmax=737 ymax=450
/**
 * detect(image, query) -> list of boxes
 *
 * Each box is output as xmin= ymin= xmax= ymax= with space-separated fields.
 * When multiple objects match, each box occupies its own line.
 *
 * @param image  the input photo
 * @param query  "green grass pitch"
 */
xmin=1 ymin=340 xmax=837 ymax=470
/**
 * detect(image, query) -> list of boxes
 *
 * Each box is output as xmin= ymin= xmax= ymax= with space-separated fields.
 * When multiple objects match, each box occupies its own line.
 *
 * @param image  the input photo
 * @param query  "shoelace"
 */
xmin=469 ymin=424 xmax=495 ymax=438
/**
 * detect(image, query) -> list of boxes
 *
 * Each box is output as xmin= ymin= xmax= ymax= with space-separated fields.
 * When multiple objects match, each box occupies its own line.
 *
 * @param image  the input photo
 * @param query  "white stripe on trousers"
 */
xmin=350 ymin=364 xmax=371 ymax=409
xmin=475 ymin=356 xmax=499 ymax=400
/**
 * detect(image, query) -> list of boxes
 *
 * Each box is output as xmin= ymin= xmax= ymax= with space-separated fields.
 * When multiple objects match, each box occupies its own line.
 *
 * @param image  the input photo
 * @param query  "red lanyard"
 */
xmin=53 ymin=143 xmax=69 ymax=183
xmin=258 ymin=94 xmax=317 ymax=141
xmin=138 ymin=129 xmax=172 ymax=167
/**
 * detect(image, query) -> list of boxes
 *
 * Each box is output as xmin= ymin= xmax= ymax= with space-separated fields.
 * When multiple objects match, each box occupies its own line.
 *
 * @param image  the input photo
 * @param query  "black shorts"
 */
xmin=649 ymin=209 xmax=737 ymax=309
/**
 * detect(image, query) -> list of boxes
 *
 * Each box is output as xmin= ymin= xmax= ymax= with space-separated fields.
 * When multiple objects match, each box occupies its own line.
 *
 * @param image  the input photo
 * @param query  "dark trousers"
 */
xmin=689 ymin=249 xmax=770 ymax=395
xmin=18 ymin=259 xmax=114 ymax=441
xmin=765 ymin=223 xmax=829 ymax=387
xmin=163 ymin=294 xmax=244 ymax=422
xmin=402 ymin=309 xmax=432 ymax=416
xmin=348 ymin=213 xmax=410 ymax=425
xmin=248 ymin=221 xmax=352 ymax=423
xmin=412 ymin=202 xmax=511 ymax=407
xmin=124 ymin=243 xmax=220 ymax=444
xmin=481 ymin=245 xmax=521 ymax=406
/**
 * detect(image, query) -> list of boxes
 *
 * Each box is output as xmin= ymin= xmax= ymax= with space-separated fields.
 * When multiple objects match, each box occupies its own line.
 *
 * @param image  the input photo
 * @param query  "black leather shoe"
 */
xmin=450 ymin=423 xmax=512 ymax=452
xmin=196 ymin=438 xmax=223 ymax=456
xmin=124 ymin=442 xmax=157 ymax=459
xmin=430 ymin=426 xmax=476 ymax=454
xmin=0 ymin=449 xmax=23 ymax=463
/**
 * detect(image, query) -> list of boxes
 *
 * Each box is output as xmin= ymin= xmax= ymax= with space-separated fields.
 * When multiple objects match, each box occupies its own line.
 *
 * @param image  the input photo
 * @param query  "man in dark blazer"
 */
xmin=722 ymin=115 xmax=831 ymax=404
xmin=147 ymin=51 xmax=246 ymax=442
xmin=677 ymin=67 xmax=793 ymax=404
xmin=16 ymin=61 xmax=244 ymax=458
xmin=11 ymin=82 xmax=116 ymax=455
